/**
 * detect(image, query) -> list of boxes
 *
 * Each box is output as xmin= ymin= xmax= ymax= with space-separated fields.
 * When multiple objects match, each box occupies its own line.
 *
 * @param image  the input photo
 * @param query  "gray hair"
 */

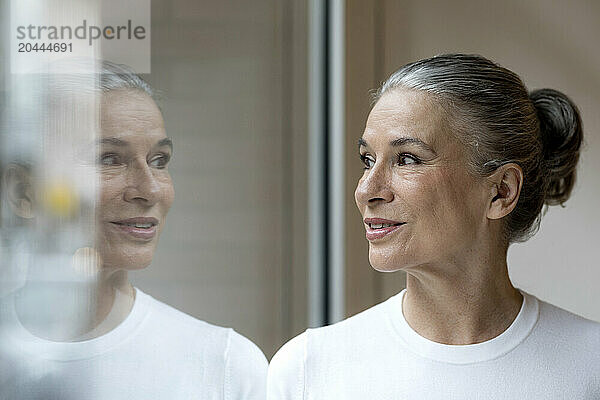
xmin=99 ymin=61 xmax=156 ymax=99
xmin=375 ymin=54 xmax=583 ymax=243
xmin=1 ymin=60 xmax=159 ymax=166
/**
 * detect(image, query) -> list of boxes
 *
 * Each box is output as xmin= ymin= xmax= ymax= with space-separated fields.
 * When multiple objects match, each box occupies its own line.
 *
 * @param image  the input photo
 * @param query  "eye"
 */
xmin=397 ymin=153 xmax=420 ymax=166
xmin=359 ymin=153 xmax=375 ymax=169
xmin=99 ymin=153 xmax=121 ymax=166
xmin=149 ymin=153 xmax=171 ymax=169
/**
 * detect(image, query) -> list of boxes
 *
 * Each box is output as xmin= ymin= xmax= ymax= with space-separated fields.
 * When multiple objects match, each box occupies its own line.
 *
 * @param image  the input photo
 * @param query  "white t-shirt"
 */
xmin=0 ymin=288 xmax=267 ymax=399
xmin=268 ymin=289 xmax=600 ymax=399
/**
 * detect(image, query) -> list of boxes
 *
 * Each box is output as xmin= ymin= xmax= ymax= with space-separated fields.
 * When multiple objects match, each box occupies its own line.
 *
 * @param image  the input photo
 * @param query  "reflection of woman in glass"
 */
xmin=1 ymin=62 xmax=266 ymax=399
xmin=268 ymin=54 xmax=600 ymax=398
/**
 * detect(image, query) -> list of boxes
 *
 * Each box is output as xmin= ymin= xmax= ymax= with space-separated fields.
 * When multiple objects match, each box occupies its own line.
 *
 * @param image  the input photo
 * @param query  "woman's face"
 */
xmin=354 ymin=89 xmax=491 ymax=273
xmin=96 ymin=89 xmax=174 ymax=270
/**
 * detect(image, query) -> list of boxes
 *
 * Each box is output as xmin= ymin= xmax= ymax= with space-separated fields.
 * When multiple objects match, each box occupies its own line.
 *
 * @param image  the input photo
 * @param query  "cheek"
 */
xmin=158 ymin=176 xmax=175 ymax=212
xmin=354 ymin=180 xmax=364 ymax=214
xmin=414 ymin=170 xmax=484 ymax=234
xmin=391 ymin=168 xmax=471 ymax=233
xmin=98 ymin=175 xmax=124 ymax=213
xmin=391 ymin=170 xmax=434 ymax=209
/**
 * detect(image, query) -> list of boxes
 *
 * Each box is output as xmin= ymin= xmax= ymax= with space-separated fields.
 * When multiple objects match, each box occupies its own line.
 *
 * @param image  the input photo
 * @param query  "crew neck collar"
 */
xmin=0 ymin=287 xmax=151 ymax=361
xmin=386 ymin=288 xmax=539 ymax=364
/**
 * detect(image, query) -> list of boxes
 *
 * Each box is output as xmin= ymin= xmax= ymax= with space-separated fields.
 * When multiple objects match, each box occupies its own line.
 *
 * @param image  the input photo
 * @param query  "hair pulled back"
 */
xmin=376 ymin=54 xmax=583 ymax=243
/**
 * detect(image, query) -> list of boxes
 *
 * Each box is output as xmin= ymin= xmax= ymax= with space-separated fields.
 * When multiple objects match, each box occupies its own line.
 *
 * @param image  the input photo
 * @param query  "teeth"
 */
xmin=369 ymin=223 xmax=396 ymax=229
xmin=125 ymin=223 xmax=153 ymax=228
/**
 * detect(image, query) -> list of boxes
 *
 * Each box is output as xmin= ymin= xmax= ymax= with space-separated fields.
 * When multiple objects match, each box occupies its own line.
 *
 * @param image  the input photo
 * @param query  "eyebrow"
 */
xmin=358 ymin=136 xmax=435 ymax=153
xmin=157 ymin=138 xmax=173 ymax=150
xmin=97 ymin=137 xmax=173 ymax=150
xmin=98 ymin=137 xmax=127 ymax=146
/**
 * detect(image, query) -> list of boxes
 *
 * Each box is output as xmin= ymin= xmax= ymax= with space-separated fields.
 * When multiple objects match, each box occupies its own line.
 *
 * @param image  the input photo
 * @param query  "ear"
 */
xmin=486 ymin=163 xmax=523 ymax=220
xmin=3 ymin=163 xmax=35 ymax=219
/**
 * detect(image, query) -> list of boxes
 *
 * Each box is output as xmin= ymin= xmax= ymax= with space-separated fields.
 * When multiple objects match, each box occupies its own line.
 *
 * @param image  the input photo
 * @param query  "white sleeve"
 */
xmin=267 ymin=332 xmax=307 ymax=400
xmin=224 ymin=329 xmax=268 ymax=400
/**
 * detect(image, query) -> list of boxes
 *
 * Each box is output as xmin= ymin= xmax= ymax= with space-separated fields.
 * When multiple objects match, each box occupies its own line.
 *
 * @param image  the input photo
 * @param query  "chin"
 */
xmin=370 ymin=263 xmax=403 ymax=273
xmin=95 ymin=228 xmax=160 ymax=267
xmin=98 ymin=246 xmax=156 ymax=271
xmin=368 ymin=249 xmax=405 ymax=273
xmin=101 ymin=260 xmax=150 ymax=271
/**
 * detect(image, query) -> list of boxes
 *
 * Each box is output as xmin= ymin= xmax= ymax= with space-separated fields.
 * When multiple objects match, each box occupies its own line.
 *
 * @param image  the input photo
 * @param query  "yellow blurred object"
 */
xmin=43 ymin=181 xmax=80 ymax=217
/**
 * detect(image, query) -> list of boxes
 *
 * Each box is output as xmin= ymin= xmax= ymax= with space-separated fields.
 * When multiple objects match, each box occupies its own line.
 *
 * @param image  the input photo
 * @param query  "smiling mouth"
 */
xmin=112 ymin=221 xmax=156 ymax=228
xmin=367 ymin=222 xmax=403 ymax=229
xmin=110 ymin=218 xmax=159 ymax=240
xmin=364 ymin=219 xmax=405 ymax=241
xmin=111 ymin=217 xmax=158 ymax=227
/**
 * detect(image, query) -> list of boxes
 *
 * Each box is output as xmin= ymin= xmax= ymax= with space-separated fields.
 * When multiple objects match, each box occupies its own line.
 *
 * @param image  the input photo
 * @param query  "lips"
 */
xmin=364 ymin=218 xmax=405 ymax=241
xmin=110 ymin=217 xmax=159 ymax=240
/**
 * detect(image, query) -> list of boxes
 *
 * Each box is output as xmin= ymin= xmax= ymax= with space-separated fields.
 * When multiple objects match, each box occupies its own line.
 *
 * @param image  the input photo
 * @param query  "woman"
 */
xmin=0 ymin=61 xmax=267 ymax=399
xmin=268 ymin=54 xmax=600 ymax=398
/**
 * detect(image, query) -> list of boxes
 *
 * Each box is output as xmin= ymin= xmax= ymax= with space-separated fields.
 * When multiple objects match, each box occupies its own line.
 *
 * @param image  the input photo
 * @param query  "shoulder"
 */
xmin=138 ymin=289 xmax=231 ymax=345
xmin=138 ymin=290 xmax=267 ymax=399
xmin=535 ymin=295 xmax=600 ymax=346
xmin=269 ymin=298 xmax=391 ymax=357
xmin=527 ymin=295 xmax=600 ymax=381
xmin=268 ymin=332 xmax=307 ymax=400
xmin=224 ymin=330 xmax=268 ymax=400
xmin=267 ymin=297 xmax=397 ymax=399
xmin=136 ymin=290 xmax=235 ymax=370
xmin=307 ymin=294 xmax=398 ymax=349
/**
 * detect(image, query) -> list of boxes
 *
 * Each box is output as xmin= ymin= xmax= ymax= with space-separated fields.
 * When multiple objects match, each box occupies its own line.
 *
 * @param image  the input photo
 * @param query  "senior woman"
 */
xmin=0 ymin=61 xmax=267 ymax=399
xmin=268 ymin=54 xmax=600 ymax=398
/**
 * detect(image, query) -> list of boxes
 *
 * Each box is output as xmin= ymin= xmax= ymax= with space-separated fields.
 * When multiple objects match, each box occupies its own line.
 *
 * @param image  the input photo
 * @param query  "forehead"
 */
xmin=364 ymin=89 xmax=450 ymax=147
xmin=100 ymin=89 xmax=165 ymax=141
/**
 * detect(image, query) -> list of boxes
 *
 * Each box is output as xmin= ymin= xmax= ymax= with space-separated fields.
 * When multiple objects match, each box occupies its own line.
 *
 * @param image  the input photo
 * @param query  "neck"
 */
xmin=13 ymin=267 xmax=135 ymax=342
xmin=401 ymin=244 xmax=522 ymax=345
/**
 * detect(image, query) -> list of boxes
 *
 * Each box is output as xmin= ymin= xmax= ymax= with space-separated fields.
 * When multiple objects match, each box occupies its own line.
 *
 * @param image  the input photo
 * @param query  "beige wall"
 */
xmin=345 ymin=0 xmax=600 ymax=321
xmin=130 ymin=0 xmax=308 ymax=358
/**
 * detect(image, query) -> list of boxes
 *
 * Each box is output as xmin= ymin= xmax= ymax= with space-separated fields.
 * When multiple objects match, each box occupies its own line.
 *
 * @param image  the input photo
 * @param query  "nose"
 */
xmin=123 ymin=160 xmax=161 ymax=205
xmin=355 ymin=162 xmax=394 ymax=207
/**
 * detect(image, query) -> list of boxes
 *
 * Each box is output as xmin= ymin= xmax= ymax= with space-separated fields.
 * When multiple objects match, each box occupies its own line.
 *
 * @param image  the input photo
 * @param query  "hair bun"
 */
xmin=530 ymin=88 xmax=583 ymax=206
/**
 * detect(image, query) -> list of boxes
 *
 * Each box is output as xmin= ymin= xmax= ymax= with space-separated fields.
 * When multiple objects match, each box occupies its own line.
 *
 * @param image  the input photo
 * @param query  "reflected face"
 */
xmin=96 ymin=89 xmax=174 ymax=270
xmin=354 ymin=89 xmax=489 ymax=273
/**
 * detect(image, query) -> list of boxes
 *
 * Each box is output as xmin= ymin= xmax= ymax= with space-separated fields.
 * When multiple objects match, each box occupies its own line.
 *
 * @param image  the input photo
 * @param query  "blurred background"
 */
xmin=2 ymin=0 xmax=599 ymax=360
